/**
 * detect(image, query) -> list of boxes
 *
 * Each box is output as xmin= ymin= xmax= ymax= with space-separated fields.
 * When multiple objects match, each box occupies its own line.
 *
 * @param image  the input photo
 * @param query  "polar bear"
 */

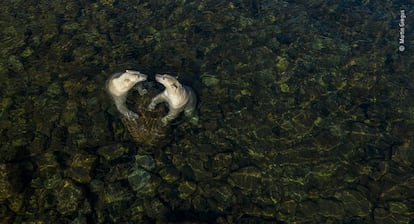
xmin=148 ymin=74 xmax=198 ymax=126
xmin=107 ymin=70 xmax=147 ymax=119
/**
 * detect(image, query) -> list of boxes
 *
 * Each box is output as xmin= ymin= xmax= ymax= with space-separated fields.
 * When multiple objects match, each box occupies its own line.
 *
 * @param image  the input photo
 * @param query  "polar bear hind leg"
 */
xmin=184 ymin=88 xmax=199 ymax=125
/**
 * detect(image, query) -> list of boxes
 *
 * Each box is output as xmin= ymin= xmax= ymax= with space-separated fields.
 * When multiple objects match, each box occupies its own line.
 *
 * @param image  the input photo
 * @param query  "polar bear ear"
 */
xmin=171 ymin=79 xmax=181 ymax=89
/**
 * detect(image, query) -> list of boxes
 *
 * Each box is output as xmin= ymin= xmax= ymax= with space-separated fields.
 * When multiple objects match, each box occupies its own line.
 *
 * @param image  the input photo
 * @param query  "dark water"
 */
xmin=1 ymin=0 xmax=413 ymax=223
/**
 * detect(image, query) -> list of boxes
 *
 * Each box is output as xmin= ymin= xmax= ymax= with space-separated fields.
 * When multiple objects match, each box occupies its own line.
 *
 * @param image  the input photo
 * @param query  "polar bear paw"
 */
xmin=124 ymin=110 xmax=139 ymax=120
xmin=160 ymin=117 xmax=169 ymax=126
xmin=134 ymin=84 xmax=148 ymax=96
xmin=147 ymin=103 xmax=156 ymax=111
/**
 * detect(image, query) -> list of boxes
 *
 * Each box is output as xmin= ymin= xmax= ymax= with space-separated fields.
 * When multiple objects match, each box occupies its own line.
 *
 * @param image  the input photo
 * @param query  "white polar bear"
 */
xmin=107 ymin=70 xmax=147 ymax=119
xmin=148 ymin=74 xmax=198 ymax=126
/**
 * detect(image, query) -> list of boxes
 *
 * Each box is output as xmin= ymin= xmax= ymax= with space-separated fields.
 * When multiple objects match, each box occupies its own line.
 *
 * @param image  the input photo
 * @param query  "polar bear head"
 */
xmin=155 ymin=74 xmax=182 ymax=91
xmin=108 ymin=70 xmax=147 ymax=97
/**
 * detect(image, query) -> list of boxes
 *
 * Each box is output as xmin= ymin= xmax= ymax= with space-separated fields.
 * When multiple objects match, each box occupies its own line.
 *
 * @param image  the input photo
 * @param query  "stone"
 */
xmin=134 ymin=155 xmax=155 ymax=171
xmin=101 ymin=182 xmax=133 ymax=204
xmin=229 ymin=166 xmax=262 ymax=193
xmin=335 ymin=189 xmax=371 ymax=217
xmin=128 ymin=168 xmax=151 ymax=192
xmin=201 ymin=73 xmax=220 ymax=87
xmin=96 ymin=144 xmax=129 ymax=161
xmin=56 ymin=179 xmax=83 ymax=215
xmin=159 ymin=166 xmax=180 ymax=184
xmin=317 ymin=198 xmax=345 ymax=219
xmin=373 ymin=207 xmax=411 ymax=224
xmin=0 ymin=163 xmax=22 ymax=201
xmin=389 ymin=202 xmax=409 ymax=214
xmin=280 ymin=200 xmax=297 ymax=215
xmin=178 ymin=181 xmax=197 ymax=199
xmin=67 ymin=153 xmax=97 ymax=183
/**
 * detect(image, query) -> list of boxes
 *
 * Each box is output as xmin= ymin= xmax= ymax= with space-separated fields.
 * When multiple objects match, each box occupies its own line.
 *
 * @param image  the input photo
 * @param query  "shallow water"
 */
xmin=0 ymin=0 xmax=413 ymax=223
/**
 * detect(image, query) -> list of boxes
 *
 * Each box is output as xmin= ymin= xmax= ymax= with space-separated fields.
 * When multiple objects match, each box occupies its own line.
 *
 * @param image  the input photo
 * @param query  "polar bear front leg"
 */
xmin=111 ymin=94 xmax=139 ymax=119
xmin=116 ymin=103 xmax=140 ymax=120
xmin=147 ymin=93 xmax=165 ymax=111
xmin=133 ymin=83 xmax=148 ymax=96
xmin=161 ymin=108 xmax=182 ymax=126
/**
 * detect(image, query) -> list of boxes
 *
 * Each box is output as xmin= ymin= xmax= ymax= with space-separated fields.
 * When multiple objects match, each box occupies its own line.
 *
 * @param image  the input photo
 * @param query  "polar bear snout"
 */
xmin=126 ymin=70 xmax=147 ymax=83
xmin=155 ymin=74 xmax=164 ymax=83
xmin=155 ymin=74 xmax=180 ymax=88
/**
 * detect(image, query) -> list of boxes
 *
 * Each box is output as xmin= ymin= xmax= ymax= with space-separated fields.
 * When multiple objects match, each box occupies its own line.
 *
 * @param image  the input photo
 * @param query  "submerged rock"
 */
xmin=134 ymin=154 xmax=155 ymax=171
xmin=96 ymin=144 xmax=129 ymax=161
xmin=67 ymin=152 xmax=97 ymax=184
xmin=374 ymin=206 xmax=412 ymax=224
xmin=159 ymin=166 xmax=180 ymax=184
xmin=125 ymin=151 xmax=156 ymax=194
xmin=101 ymin=182 xmax=134 ymax=204
xmin=128 ymin=168 xmax=151 ymax=193
xmin=229 ymin=166 xmax=262 ymax=193
xmin=335 ymin=189 xmax=371 ymax=217
xmin=56 ymin=179 xmax=84 ymax=215
xmin=178 ymin=181 xmax=197 ymax=199
xmin=201 ymin=73 xmax=220 ymax=87
xmin=317 ymin=198 xmax=345 ymax=219
xmin=144 ymin=197 xmax=169 ymax=222
xmin=0 ymin=163 xmax=23 ymax=201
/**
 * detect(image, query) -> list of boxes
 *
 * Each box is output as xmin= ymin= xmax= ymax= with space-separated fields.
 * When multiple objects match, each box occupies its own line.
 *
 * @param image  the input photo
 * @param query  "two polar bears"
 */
xmin=107 ymin=70 xmax=197 ymax=126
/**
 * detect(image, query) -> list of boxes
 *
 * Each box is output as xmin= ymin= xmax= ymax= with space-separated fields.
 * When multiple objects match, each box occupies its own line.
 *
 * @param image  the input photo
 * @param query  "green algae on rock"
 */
xmin=178 ymin=180 xmax=197 ymax=200
xmin=55 ymin=179 xmax=85 ymax=215
xmin=128 ymin=168 xmax=151 ymax=192
xmin=0 ymin=164 xmax=23 ymax=201
xmin=66 ymin=153 xmax=97 ymax=184
xmin=229 ymin=166 xmax=262 ymax=193
xmin=96 ymin=144 xmax=129 ymax=161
